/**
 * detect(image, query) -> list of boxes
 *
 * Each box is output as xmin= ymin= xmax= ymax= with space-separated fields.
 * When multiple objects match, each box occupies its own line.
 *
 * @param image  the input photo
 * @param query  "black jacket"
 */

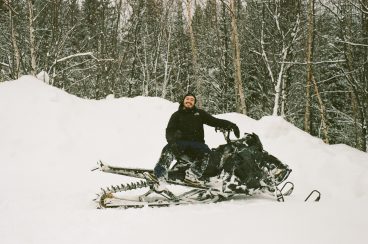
xmin=166 ymin=106 xmax=235 ymax=143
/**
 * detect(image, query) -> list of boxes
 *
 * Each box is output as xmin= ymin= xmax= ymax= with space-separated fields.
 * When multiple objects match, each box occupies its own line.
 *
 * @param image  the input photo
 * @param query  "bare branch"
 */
xmin=318 ymin=0 xmax=343 ymax=21
xmin=336 ymin=40 xmax=368 ymax=47
xmin=0 ymin=62 xmax=10 ymax=68
xmin=48 ymin=52 xmax=114 ymax=75
xmin=2 ymin=0 xmax=19 ymax=15
xmin=54 ymin=52 xmax=111 ymax=64
xmin=279 ymin=60 xmax=346 ymax=65
xmin=33 ymin=1 xmax=50 ymax=22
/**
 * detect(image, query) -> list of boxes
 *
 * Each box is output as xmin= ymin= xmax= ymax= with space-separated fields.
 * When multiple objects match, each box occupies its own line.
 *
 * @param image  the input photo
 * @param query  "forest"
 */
xmin=0 ymin=0 xmax=367 ymax=152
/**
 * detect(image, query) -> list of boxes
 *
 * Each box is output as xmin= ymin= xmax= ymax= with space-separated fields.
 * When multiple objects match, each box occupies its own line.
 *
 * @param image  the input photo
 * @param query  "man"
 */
xmin=153 ymin=92 xmax=240 ymax=189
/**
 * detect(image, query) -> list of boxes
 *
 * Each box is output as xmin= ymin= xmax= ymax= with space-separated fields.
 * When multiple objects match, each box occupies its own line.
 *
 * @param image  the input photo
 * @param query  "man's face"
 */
xmin=183 ymin=96 xmax=195 ymax=109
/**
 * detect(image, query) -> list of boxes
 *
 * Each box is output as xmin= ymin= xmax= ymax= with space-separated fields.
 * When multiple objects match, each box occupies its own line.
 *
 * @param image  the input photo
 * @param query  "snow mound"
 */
xmin=0 ymin=75 xmax=368 ymax=244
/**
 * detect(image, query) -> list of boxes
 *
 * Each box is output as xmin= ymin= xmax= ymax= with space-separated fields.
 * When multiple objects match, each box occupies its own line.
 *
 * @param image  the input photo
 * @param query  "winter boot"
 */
xmin=154 ymin=177 xmax=168 ymax=192
xmin=184 ymin=168 xmax=202 ymax=185
xmin=143 ymin=172 xmax=167 ymax=192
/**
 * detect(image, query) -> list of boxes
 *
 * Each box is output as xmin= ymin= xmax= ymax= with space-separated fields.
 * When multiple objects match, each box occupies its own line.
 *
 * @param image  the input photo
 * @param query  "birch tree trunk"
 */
xmin=312 ymin=75 xmax=329 ymax=143
xmin=280 ymin=73 xmax=287 ymax=117
xmin=259 ymin=2 xmax=299 ymax=116
xmin=305 ymin=0 xmax=328 ymax=142
xmin=220 ymin=1 xmax=232 ymax=112
xmin=9 ymin=0 xmax=20 ymax=79
xmin=272 ymin=45 xmax=288 ymax=116
xmin=229 ymin=0 xmax=246 ymax=114
xmin=142 ymin=34 xmax=149 ymax=96
xmin=304 ymin=0 xmax=314 ymax=133
xmin=344 ymin=2 xmax=360 ymax=149
xmin=27 ymin=0 xmax=37 ymax=76
xmin=161 ymin=26 xmax=172 ymax=99
xmin=213 ymin=0 xmax=225 ymax=112
xmin=362 ymin=0 xmax=368 ymax=151
xmin=186 ymin=0 xmax=201 ymax=106
xmin=279 ymin=0 xmax=301 ymax=117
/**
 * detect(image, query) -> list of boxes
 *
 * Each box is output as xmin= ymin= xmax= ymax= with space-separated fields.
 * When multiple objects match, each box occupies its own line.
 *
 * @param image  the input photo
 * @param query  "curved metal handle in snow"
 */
xmin=304 ymin=190 xmax=321 ymax=202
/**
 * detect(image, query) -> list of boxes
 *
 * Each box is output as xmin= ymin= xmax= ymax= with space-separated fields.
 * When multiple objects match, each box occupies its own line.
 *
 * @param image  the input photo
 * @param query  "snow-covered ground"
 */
xmin=1 ymin=75 xmax=368 ymax=244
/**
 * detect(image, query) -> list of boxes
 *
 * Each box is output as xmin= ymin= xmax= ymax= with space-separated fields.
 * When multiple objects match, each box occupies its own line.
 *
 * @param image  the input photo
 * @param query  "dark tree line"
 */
xmin=0 ymin=0 xmax=367 ymax=152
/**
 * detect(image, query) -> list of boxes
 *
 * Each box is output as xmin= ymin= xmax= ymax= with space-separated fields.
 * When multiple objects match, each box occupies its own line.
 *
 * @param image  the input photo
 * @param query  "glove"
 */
xmin=230 ymin=123 xmax=240 ymax=138
xmin=223 ymin=121 xmax=240 ymax=138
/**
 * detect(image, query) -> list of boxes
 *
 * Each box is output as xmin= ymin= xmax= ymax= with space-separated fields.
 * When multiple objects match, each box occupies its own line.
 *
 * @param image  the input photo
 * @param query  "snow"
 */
xmin=0 ymin=75 xmax=368 ymax=244
xmin=36 ymin=71 xmax=50 ymax=84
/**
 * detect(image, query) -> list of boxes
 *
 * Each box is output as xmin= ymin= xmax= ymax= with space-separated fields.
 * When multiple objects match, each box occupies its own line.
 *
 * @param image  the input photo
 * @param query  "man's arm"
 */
xmin=200 ymin=110 xmax=240 ymax=138
xmin=165 ymin=112 xmax=182 ymax=156
xmin=165 ymin=112 xmax=180 ymax=143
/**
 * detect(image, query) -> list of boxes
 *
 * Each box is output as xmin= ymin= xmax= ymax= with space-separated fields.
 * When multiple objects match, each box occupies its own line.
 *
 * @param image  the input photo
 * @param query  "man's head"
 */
xmin=182 ymin=92 xmax=196 ymax=110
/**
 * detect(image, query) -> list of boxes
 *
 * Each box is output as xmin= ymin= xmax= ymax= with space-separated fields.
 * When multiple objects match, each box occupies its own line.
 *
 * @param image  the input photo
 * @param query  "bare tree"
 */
xmin=27 ymin=0 xmax=37 ymax=76
xmin=8 ymin=0 xmax=20 ymax=79
xmin=304 ymin=0 xmax=329 ymax=142
xmin=304 ymin=0 xmax=314 ymax=133
xmin=229 ymin=0 xmax=246 ymax=114
xmin=186 ymin=0 xmax=201 ymax=105
xmin=362 ymin=0 xmax=368 ymax=151
xmin=312 ymin=75 xmax=329 ymax=143
xmin=256 ymin=2 xmax=301 ymax=116
xmin=318 ymin=0 xmax=366 ymax=148
xmin=341 ymin=0 xmax=367 ymax=150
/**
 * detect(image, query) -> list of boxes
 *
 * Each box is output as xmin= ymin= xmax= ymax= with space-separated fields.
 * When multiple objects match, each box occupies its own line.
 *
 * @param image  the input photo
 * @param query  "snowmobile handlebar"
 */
xmin=215 ymin=127 xmax=232 ymax=143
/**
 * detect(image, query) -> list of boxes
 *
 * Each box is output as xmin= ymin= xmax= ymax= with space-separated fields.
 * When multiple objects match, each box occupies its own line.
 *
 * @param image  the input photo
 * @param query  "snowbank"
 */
xmin=0 ymin=75 xmax=367 ymax=244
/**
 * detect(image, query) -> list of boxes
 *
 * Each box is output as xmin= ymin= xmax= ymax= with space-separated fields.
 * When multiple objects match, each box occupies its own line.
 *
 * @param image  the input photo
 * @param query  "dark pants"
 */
xmin=154 ymin=140 xmax=211 ymax=179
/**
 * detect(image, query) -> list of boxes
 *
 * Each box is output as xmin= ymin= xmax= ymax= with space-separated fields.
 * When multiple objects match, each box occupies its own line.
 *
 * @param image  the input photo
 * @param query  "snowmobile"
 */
xmin=93 ymin=129 xmax=292 ymax=209
xmin=93 ymin=129 xmax=317 ymax=209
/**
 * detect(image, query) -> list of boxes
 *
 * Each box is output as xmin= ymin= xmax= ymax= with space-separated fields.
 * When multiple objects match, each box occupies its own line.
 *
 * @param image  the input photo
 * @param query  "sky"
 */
xmin=0 ymin=75 xmax=368 ymax=244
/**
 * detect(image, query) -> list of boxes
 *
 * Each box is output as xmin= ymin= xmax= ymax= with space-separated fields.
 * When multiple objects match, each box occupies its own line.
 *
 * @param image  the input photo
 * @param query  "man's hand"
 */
xmin=222 ymin=122 xmax=240 ymax=138
xmin=230 ymin=123 xmax=240 ymax=138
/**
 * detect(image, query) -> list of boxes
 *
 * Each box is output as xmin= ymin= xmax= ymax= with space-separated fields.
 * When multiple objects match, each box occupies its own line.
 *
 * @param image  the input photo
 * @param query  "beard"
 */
xmin=184 ymin=102 xmax=194 ymax=109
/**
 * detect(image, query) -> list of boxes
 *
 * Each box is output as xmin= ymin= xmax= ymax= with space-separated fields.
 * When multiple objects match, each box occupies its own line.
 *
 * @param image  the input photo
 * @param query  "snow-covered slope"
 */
xmin=0 ymin=75 xmax=367 ymax=244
